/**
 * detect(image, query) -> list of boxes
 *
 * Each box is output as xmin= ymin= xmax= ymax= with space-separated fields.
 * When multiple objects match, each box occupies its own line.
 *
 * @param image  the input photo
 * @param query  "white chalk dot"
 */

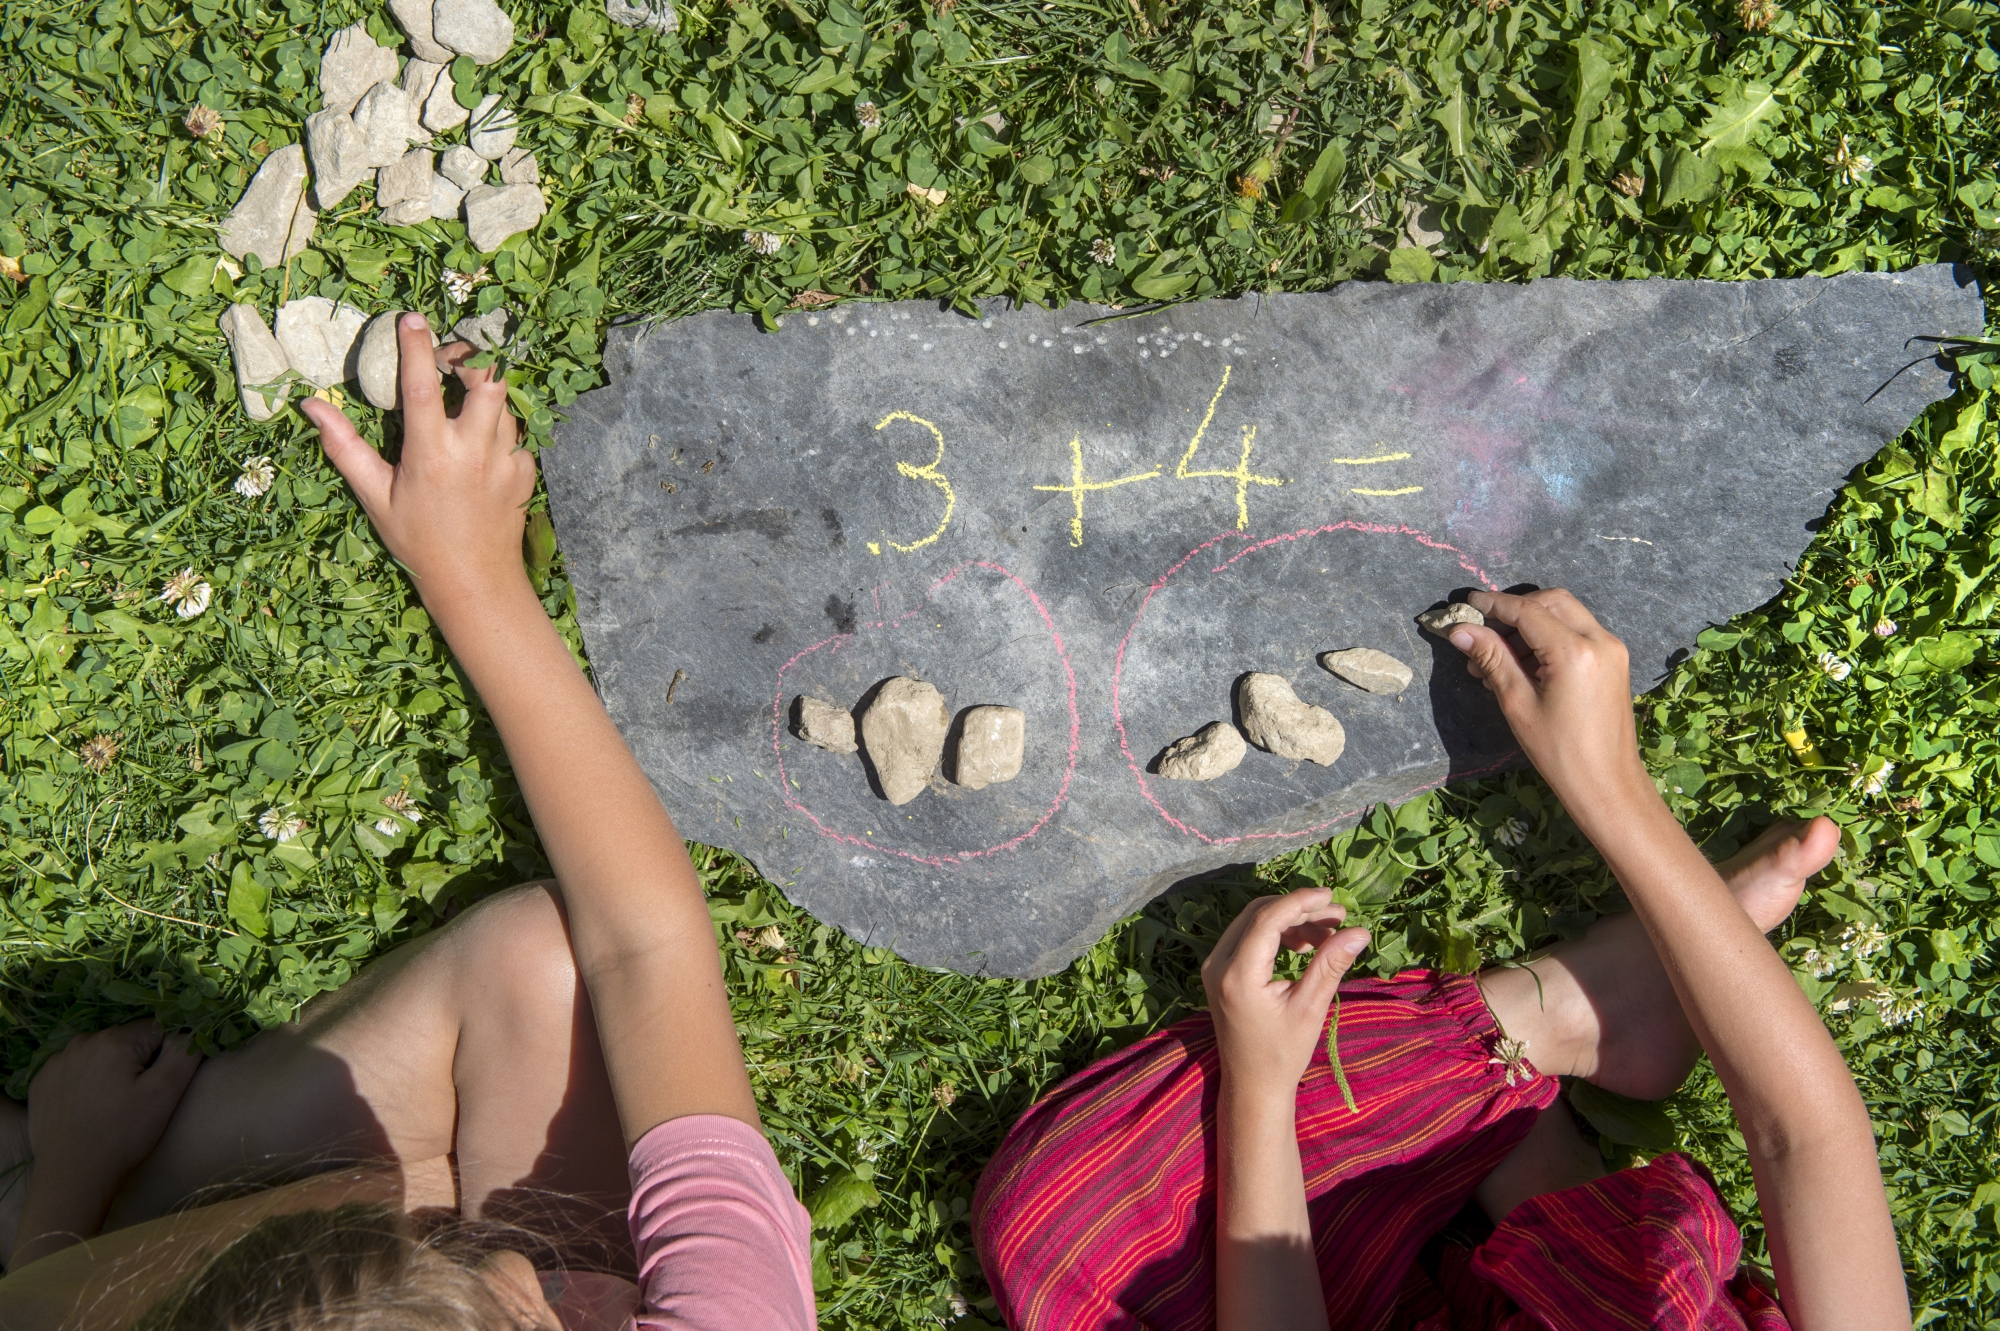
xmin=1060 ymin=325 xmax=1073 ymax=333
xmin=997 ymin=340 xmax=1008 ymax=349
xmin=982 ymin=318 xmax=993 ymax=328
xmin=808 ymin=316 xmax=820 ymax=326
xmin=1136 ymin=335 xmax=1148 ymax=344
xmin=1072 ymin=345 xmax=1084 ymax=354
xmin=869 ymin=329 xmax=879 ymax=337
xmin=1159 ymin=348 xmax=1172 ymax=357
xmin=1220 ymin=337 xmax=1231 ymax=346
xmin=922 ymin=342 xmax=933 ymax=351
xmin=1095 ymin=336 xmax=1107 ymax=345
xmin=909 ymin=333 xmax=919 ymax=341
xmin=847 ymin=327 xmax=857 ymax=336
xmin=1140 ymin=349 xmax=1151 ymax=358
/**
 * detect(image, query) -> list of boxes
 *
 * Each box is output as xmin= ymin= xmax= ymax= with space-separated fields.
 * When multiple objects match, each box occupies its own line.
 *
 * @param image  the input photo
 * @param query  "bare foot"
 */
xmin=1478 ymin=816 xmax=1840 ymax=1101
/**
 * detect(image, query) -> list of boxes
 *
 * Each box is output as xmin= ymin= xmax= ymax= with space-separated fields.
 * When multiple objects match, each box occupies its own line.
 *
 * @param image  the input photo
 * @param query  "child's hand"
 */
xmin=1201 ymin=888 xmax=1368 ymax=1106
xmin=299 ymin=314 xmax=534 ymax=614
xmin=1447 ymin=588 xmax=1648 ymax=813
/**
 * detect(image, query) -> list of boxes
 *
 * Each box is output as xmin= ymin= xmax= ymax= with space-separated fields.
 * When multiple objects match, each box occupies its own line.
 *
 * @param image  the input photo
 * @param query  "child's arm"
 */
xmin=301 ymin=318 xmax=756 ymax=1146
xmin=1202 ymin=889 xmax=1368 ymax=1331
xmin=1449 ymin=589 xmax=1909 ymax=1331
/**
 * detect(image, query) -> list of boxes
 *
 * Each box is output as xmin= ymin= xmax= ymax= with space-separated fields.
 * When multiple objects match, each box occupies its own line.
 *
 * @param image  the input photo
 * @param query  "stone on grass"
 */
xmin=376 ymin=148 xmax=434 ymax=226
xmin=274 ymin=296 xmax=370 ymax=390
xmin=1319 ymin=647 xmax=1414 ymax=696
xmin=351 ymin=82 xmax=421 ymax=169
xmin=420 ymin=68 xmax=471 ymax=132
xmin=389 ymin=0 xmax=454 ymax=63
xmin=463 ymin=182 xmax=545 ymax=252
xmin=318 ymin=23 xmax=400 ymax=115
xmin=451 ymin=305 xmax=515 ymax=351
xmin=433 ymin=0 xmax=514 ymax=64
xmin=428 ymin=173 xmax=468 ymax=219
xmin=355 ymin=311 xmax=441 ymax=409
xmin=1237 ymin=673 xmax=1345 ymax=766
xmin=1157 ymin=722 xmax=1246 ymax=781
xmin=398 ymin=59 xmax=450 ymax=135
xmin=219 ymin=304 xmax=292 ymax=421
xmin=467 ymin=94 xmax=518 ymax=160
xmin=498 ymin=147 xmax=539 ymax=185
xmin=439 ymin=144 xmax=487 ymax=190
xmin=859 ymin=678 xmax=950 ymax=806
xmin=952 ymin=705 xmax=1024 ymax=790
xmin=306 ymin=109 xmax=373 ymax=209
xmin=1416 ymin=602 xmax=1484 ymax=638
xmin=793 ymin=696 xmax=857 ymax=753
xmin=607 ymin=0 xmax=679 ymax=32
xmin=219 ymin=144 xmax=317 ymax=267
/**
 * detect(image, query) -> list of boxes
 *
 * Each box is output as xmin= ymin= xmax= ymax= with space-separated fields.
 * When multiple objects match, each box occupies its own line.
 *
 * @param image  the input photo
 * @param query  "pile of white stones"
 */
xmin=215 ymin=0 xmax=540 ymax=420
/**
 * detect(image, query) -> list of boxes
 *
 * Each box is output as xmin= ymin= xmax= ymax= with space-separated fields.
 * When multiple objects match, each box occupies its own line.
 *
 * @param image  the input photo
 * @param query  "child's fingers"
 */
xmin=1296 ymin=926 xmax=1369 ymax=1013
xmin=1521 ymin=588 xmax=1605 ymax=639
xmin=1466 ymin=590 xmax=1578 ymax=656
xmin=397 ymin=314 xmax=447 ymax=444
xmin=138 ymin=1031 xmax=204 ymax=1100
xmin=1450 ymin=622 xmax=1534 ymax=705
xmin=300 ymin=398 xmax=394 ymax=513
xmin=453 ymin=368 xmax=512 ymax=453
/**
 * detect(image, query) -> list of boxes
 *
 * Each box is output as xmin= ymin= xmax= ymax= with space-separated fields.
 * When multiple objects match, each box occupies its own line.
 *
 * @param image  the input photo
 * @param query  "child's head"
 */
xmin=134 ymin=1203 xmax=558 ymax=1330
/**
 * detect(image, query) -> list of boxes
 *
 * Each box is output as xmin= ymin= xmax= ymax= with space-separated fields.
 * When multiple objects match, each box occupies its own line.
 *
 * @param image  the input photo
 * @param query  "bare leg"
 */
xmin=103 ymin=882 xmax=633 ymax=1270
xmin=1472 ymin=818 xmax=1840 ymax=1219
xmin=0 ymin=1098 xmax=27 ymax=1265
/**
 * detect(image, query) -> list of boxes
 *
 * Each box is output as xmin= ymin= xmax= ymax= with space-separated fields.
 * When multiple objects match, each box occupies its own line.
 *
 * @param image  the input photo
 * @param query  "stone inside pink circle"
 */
xmin=770 ymin=560 xmax=1081 ymax=869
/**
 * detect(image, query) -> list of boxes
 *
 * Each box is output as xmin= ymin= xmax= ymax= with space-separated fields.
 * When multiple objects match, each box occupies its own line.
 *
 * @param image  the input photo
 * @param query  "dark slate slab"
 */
xmin=543 ymin=266 xmax=1983 ymax=977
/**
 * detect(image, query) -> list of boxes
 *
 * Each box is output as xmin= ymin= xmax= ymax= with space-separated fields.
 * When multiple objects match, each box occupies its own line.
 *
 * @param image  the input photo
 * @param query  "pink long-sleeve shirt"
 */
xmin=540 ymin=1115 xmax=817 ymax=1331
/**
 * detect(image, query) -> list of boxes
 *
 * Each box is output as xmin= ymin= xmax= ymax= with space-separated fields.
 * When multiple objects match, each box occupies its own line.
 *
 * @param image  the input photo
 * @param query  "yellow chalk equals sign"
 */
xmin=1330 ymin=450 xmax=1412 ymax=465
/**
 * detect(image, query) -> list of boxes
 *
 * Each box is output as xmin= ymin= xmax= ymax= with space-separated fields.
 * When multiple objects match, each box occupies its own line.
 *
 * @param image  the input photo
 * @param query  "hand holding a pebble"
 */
xmin=1446 ymin=588 xmax=1649 ymax=818
xmin=301 ymin=314 xmax=532 ymax=616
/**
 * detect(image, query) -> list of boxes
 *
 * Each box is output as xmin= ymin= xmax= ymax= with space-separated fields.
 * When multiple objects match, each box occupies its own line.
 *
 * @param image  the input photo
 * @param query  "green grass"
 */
xmin=0 ymin=0 xmax=1997 ymax=1322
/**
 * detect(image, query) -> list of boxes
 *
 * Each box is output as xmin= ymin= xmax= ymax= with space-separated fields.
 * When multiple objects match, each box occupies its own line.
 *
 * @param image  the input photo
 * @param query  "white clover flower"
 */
xmin=1839 ymin=923 xmax=1889 ymax=959
xmin=1826 ymin=135 xmax=1873 ymax=184
xmin=744 ymin=230 xmax=784 ymax=256
xmin=855 ymin=1135 xmax=881 ymax=1163
xmin=754 ymin=924 xmax=788 ymax=952
xmin=374 ymin=788 xmax=423 ymax=835
xmin=234 ymin=455 xmax=275 ymax=498
xmin=1855 ymin=761 xmax=1894 ymax=796
xmin=1872 ymin=619 xmax=1897 ymax=637
xmin=1800 ymin=947 xmax=1840 ymax=979
xmin=1875 ymin=991 xmax=1922 ymax=1027
xmin=947 ymin=1291 xmax=970 ymax=1319
xmin=855 ymin=101 xmax=882 ymax=130
xmin=442 ymin=266 xmax=488 ymax=304
xmin=259 ymin=807 xmax=306 ymax=842
xmin=1817 ymin=651 xmax=1852 ymax=682
xmin=1089 ymin=236 xmax=1116 ymax=265
xmin=1487 ymin=1035 xmax=1535 ymax=1087
xmin=1491 ymin=816 xmax=1529 ymax=847
xmin=160 ymin=568 xmax=213 ymax=619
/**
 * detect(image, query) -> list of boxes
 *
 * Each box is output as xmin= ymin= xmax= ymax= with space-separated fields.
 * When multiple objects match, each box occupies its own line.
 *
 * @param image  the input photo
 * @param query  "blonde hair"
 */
xmin=133 ymin=1204 xmax=520 ymax=1331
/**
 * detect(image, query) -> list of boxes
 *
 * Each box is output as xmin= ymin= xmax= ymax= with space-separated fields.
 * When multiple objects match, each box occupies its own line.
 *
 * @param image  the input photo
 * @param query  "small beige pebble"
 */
xmin=860 ymin=678 xmax=949 ymax=806
xmin=952 ymin=705 xmax=1024 ymax=790
xmin=1237 ymin=673 xmax=1345 ymax=767
xmin=794 ymin=696 xmax=857 ymax=753
xmin=1416 ymin=602 xmax=1485 ymax=638
xmin=1157 ymin=721 xmax=1247 ymax=781
xmin=1319 ymin=647 xmax=1414 ymax=696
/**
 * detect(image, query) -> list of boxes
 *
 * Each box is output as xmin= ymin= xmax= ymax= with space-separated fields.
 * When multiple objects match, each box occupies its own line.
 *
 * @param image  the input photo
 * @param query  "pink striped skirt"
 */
xmin=972 ymin=970 xmax=1788 ymax=1330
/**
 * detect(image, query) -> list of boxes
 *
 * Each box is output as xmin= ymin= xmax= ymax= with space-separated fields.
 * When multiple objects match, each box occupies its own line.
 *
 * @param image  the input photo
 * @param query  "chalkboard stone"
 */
xmin=543 ymin=266 xmax=1982 ymax=977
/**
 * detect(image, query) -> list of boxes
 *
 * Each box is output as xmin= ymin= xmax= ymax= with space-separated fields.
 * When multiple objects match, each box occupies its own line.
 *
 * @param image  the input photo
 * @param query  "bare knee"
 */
xmin=447 ymin=881 xmax=580 ymax=1009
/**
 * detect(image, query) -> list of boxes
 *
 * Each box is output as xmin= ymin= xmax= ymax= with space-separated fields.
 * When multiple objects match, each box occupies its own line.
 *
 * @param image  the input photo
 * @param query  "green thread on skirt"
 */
xmin=1326 ymin=989 xmax=1358 ymax=1113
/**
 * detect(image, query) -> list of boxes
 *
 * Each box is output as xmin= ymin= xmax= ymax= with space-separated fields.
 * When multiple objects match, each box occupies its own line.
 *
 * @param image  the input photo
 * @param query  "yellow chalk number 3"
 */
xmin=869 ymin=411 xmax=956 ymax=555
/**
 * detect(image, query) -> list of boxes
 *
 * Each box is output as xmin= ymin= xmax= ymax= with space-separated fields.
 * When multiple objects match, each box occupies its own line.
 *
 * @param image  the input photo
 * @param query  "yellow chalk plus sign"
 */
xmin=1033 ymin=435 xmax=1160 ymax=548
